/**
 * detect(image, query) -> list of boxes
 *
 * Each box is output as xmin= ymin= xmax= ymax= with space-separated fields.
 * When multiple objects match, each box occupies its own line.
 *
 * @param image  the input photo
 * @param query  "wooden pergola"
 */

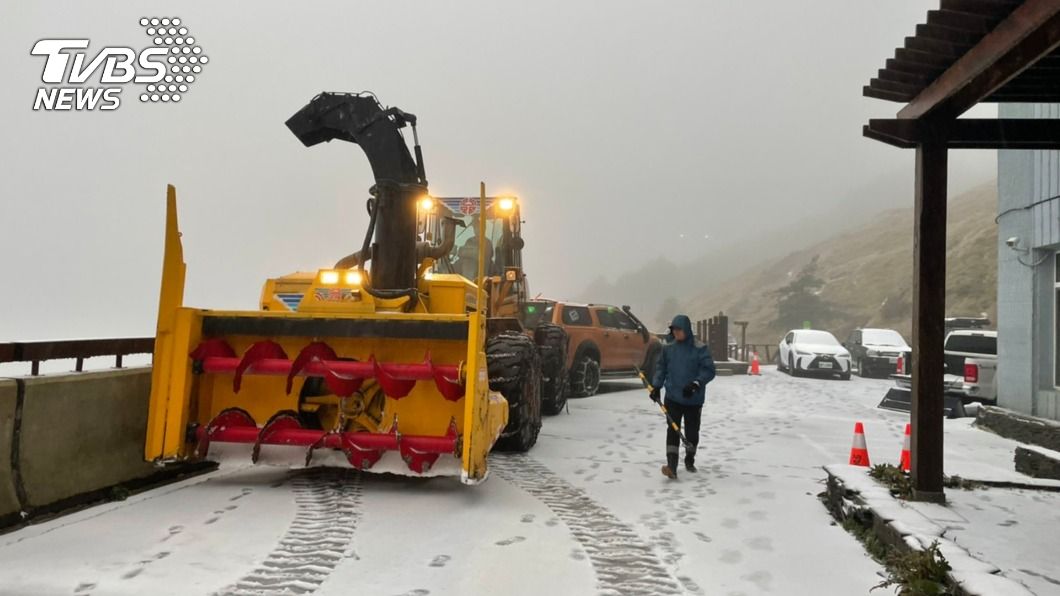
xmin=864 ymin=0 xmax=1060 ymax=502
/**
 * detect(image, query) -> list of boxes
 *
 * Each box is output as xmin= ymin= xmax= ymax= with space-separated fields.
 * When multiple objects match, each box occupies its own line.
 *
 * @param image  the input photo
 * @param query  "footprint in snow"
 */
xmin=204 ymin=517 xmax=220 ymax=525
xmin=74 ymin=582 xmax=96 ymax=593
xmin=722 ymin=518 xmax=740 ymax=529
xmin=495 ymin=536 xmax=526 ymax=546
xmin=121 ymin=568 xmax=144 ymax=580
xmin=161 ymin=525 xmax=183 ymax=542
xmin=590 ymin=462 xmax=600 ymax=469
xmin=429 ymin=555 xmax=450 ymax=568
xmin=719 ymin=549 xmax=743 ymax=564
xmin=694 ymin=532 xmax=713 ymax=543
xmin=745 ymin=536 xmax=773 ymax=551
xmin=741 ymin=570 xmax=773 ymax=591
xmin=520 ymin=514 xmax=535 ymax=523
xmin=748 ymin=510 xmax=768 ymax=521
xmin=395 ymin=590 xmax=430 ymax=596
xmin=545 ymin=518 xmax=559 ymax=527
xmin=678 ymin=576 xmax=705 ymax=595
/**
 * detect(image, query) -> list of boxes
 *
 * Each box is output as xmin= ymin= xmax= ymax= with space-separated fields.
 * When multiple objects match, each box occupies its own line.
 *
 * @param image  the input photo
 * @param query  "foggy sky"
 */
xmin=0 ymin=1 xmax=997 ymax=341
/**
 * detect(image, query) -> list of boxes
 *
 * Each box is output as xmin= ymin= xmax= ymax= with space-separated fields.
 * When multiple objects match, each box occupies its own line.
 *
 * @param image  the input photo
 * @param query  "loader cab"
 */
xmin=420 ymin=196 xmax=523 ymax=278
xmin=420 ymin=196 xmax=528 ymax=319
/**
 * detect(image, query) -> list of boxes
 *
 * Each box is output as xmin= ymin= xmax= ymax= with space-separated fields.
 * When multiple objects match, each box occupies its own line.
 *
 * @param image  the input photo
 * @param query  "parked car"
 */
xmin=844 ymin=328 xmax=911 ymax=378
xmin=523 ymin=300 xmax=662 ymax=397
xmin=777 ymin=329 xmax=852 ymax=380
xmin=891 ymin=329 xmax=997 ymax=404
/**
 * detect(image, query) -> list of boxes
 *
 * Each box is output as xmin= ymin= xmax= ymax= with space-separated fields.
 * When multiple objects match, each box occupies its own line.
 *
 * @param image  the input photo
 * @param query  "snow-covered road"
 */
xmin=1 ymin=369 xmax=982 ymax=596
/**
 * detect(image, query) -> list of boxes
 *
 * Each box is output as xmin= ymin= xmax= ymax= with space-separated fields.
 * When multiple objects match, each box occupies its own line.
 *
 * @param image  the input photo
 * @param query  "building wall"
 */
xmin=996 ymin=103 xmax=1060 ymax=421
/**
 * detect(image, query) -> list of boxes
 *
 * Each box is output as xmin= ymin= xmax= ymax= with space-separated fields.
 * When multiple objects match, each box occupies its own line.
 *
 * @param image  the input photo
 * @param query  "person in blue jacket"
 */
xmin=650 ymin=314 xmax=716 ymax=479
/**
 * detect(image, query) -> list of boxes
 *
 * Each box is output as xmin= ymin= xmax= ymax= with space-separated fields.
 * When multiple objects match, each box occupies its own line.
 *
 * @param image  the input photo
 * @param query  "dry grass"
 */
xmin=686 ymin=182 xmax=998 ymax=344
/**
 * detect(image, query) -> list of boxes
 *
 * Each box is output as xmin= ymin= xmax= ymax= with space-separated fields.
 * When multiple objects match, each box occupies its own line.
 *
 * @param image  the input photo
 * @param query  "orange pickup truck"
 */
xmin=523 ymin=300 xmax=662 ymax=397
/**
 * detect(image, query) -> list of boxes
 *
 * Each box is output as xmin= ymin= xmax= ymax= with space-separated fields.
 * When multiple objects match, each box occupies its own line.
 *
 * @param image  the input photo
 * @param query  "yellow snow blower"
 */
xmin=145 ymin=92 xmax=514 ymax=483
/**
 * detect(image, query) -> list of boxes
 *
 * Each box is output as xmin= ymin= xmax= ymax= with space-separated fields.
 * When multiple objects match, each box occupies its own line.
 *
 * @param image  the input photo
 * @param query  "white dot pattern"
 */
xmin=138 ymin=16 xmax=207 ymax=103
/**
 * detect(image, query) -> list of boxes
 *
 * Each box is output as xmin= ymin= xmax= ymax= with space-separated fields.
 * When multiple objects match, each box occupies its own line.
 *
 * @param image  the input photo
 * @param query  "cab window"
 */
xmin=593 ymin=308 xmax=619 ymax=328
xmin=562 ymin=305 xmax=592 ymax=326
xmin=611 ymin=310 xmax=639 ymax=331
xmin=523 ymin=301 xmax=554 ymax=328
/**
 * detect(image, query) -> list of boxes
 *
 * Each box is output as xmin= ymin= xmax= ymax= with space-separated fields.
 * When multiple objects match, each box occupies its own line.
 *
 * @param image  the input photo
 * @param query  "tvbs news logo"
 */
xmin=31 ymin=17 xmax=207 ymax=111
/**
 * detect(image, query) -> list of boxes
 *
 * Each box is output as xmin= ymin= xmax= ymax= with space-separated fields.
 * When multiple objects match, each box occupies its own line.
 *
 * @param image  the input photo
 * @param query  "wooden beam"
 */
xmin=896 ymin=47 xmax=959 ymax=70
xmin=869 ymin=78 xmax=922 ymax=96
xmin=886 ymin=58 xmax=945 ymax=78
xmin=879 ymin=68 xmax=936 ymax=86
xmin=928 ymin=9 xmax=1001 ymax=33
xmin=911 ymin=138 xmax=948 ymax=503
xmin=905 ymin=35 xmax=974 ymax=59
xmin=865 ymin=118 xmax=1060 ymax=149
xmin=917 ymin=22 xmax=987 ymax=45
xmin=863 ymin=86 xmax=912 ymax=103
xmin=900 ymin=0 xmax=1060 ymax=120
xmin=940 ymin=0 xmax=1022 ymax=16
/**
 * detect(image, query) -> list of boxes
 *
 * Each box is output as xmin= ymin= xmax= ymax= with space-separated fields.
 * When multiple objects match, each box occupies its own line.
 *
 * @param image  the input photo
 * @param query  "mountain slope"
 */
xmin=683 ymin=182 xmax=998 ymax=344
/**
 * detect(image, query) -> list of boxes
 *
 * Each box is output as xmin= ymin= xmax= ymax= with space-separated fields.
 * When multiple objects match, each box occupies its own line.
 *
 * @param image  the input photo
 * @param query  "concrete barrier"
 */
xmin=0 ymin=379 xmax=20 ymax=524
xmin=16 ymin=368 xmax=158 ymax=510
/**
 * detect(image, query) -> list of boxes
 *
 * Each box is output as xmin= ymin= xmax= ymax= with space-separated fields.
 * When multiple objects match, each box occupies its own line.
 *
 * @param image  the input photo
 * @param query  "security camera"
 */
xmin=1006 ymin=236 xmax=1020 ymax=249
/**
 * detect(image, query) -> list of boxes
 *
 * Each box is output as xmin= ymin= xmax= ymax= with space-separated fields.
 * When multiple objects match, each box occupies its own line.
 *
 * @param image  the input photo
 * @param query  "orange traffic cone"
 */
xmin=899 ymin=423 xmax=911 ymax=472
xmin=849 ymin=422 xmax=871 ymax=467
xmin=749 ymin=352 xmax=761 ymax=376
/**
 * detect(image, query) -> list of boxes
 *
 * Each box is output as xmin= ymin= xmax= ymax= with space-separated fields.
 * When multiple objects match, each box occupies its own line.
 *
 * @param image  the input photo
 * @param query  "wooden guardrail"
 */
xmin=0 ymin=338 xmax=154 ymax=376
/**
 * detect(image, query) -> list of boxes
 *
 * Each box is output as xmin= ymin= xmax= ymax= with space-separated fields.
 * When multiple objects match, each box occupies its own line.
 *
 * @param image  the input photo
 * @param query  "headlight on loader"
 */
xmin=320 ymin=270 xmax=340 ymax=285
xmin=344 ymin=270 xmax=363 ymax=285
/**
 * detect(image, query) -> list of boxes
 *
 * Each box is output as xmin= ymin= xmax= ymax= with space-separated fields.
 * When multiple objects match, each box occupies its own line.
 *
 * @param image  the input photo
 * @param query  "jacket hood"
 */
xmin=669 ymin=314 xmax=694 ymax=343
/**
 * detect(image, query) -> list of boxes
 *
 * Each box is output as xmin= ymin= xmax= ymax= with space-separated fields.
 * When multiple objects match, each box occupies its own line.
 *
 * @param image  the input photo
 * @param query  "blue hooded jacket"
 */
xmin=651 ymin=314 xmax=716 ymax=406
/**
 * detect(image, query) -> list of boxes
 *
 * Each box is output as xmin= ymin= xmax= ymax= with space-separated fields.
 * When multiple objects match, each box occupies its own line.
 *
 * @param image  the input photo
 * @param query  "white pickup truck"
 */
xmin=950 ymin=330 xmax=997 ymax=403
xmin=891 ymin=329 xmax=998 ymax=404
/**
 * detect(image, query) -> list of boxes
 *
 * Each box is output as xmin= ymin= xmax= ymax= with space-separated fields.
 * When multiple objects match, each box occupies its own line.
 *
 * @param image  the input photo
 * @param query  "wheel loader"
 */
xmin=145 ymin=92 xmax=544 ymax=483
xmin=408 ymin=195 xmax=570 ymax=422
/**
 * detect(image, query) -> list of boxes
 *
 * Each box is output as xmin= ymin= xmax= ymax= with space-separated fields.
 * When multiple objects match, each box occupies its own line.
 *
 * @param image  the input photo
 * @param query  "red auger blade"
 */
xmin=252 ymin=411 xmax=303 ymax=463
xmin=234 ymin=341 xmax=288 ymax=393
xmin=287 ymin=341 xmax=337 ymax=394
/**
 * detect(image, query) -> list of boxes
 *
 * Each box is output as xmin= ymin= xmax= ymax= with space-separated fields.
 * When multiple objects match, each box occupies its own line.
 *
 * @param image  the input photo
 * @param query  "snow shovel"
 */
xmin=634 ymin=367 xmax=692 ymax=450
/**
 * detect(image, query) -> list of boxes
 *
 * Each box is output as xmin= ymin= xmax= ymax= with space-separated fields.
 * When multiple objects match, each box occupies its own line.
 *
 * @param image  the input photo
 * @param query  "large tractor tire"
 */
xmin=488 ymin=332 xmax=543 ymax=452
xmin=535 ymin=324 xmax=569 ymax=416
xmin=568 ymin=348 xmax=601 ymax=398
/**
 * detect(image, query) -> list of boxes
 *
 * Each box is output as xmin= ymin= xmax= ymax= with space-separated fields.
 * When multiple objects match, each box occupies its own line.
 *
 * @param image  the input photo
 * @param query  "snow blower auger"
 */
xmin=144 ymin=92 xmax=511 ymax=484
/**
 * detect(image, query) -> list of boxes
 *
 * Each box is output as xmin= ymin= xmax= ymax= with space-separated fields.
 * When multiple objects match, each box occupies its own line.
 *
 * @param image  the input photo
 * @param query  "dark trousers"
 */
xmin=664 ymin=400 xmax=701 ymax=470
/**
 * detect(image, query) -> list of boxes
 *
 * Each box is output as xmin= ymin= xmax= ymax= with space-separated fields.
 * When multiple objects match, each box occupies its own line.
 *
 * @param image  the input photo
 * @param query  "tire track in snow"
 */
xmin=492 ymin=454 xmax=685 ymax=596
xmin=218 ymin=469 xmax=362 ymax=596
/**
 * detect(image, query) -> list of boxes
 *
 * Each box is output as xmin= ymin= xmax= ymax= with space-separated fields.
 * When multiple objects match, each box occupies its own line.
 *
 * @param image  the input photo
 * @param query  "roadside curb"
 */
xmin=822 ymin=464 xmax=1035 ymax=596
xmin=974 ymin=406 xmax=1060 ymax=452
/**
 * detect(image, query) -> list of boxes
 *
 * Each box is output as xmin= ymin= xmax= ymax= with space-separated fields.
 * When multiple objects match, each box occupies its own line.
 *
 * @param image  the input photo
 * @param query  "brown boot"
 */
xmin=660 ymin=465 xmax=677 ymax=479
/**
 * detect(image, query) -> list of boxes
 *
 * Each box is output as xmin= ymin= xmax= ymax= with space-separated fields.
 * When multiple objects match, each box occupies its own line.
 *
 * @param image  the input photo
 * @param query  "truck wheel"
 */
xmin=488 ymin=332 xmax=542 ymax=452
xmin=535 ymin=324 xmax=569 ymax=416
xmin=569 ymin=351 xmax=601 ymax=397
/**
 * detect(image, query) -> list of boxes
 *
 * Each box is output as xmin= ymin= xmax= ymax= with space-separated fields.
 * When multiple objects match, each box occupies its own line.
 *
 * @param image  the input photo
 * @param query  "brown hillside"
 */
xmin=685 ymin=182 xmax=998 ymax=345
